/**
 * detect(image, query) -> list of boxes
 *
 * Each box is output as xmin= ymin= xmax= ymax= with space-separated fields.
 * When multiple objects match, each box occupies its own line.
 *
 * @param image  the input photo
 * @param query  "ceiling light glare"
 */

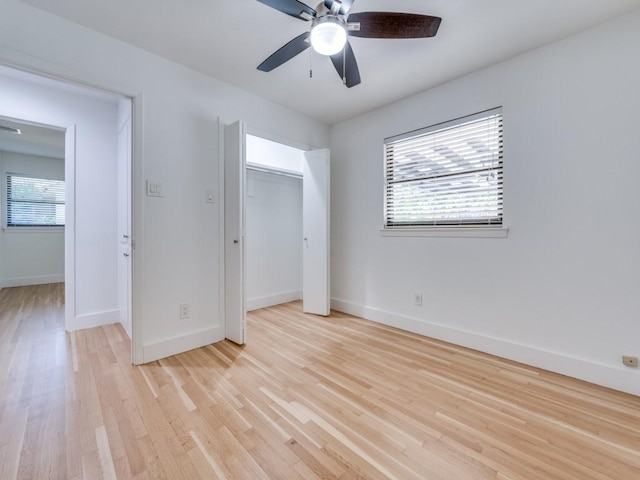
xmin=310 ymin=17 xmax=347 ymax=56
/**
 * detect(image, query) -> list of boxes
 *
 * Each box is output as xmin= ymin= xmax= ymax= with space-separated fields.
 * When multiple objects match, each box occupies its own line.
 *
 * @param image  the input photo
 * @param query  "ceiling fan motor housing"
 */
xmin=319 ymin=1 xmax=340 ymax=16
xmin=256 ymin=0 xmax=442 ymax=88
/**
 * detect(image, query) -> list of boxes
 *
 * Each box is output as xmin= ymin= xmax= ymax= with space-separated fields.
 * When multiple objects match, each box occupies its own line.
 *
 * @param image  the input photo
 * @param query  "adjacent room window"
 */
xmin=384 ymin=107 xmax=503 ymax=228
xmin=6 ymin=173 xmax=65 ymax=227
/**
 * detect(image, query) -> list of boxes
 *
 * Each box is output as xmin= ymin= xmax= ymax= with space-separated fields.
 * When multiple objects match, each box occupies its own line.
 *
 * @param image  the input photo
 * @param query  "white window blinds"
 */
xmin=6 ymin=174 xmax=65 ymax=227
xmin=384 ymin=108 xmax=503 ymax=227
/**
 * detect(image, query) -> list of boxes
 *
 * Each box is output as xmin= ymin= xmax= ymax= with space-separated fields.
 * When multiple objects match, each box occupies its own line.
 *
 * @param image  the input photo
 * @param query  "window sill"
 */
xmin=380 ymin=226 xmax=509 ymax=238
xmin=2 ymin=227 xmax=65 ymax=234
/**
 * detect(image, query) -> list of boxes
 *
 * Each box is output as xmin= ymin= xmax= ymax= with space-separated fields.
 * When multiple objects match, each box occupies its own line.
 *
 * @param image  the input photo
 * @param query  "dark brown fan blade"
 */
xmin=348 ymin=12 xmax=442 ymax=38
xmin=330 ymin=41 xmax=361 ymax=88
xmin=256 ymin=0 xmax=316 ymax=21
xmin=324 ymin=0 xmax=355 ymax=14
xmin=257 ymin=32 xmax=311 ymax=72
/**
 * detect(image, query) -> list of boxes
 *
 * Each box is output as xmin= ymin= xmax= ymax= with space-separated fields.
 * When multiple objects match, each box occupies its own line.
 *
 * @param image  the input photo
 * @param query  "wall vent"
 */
xmin=0 ymin=125 xmax=21 ymax=134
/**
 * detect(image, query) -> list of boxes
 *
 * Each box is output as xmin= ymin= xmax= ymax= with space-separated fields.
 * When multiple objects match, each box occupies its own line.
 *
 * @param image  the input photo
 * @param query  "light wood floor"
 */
xmin=1 ymin=285 xmax=639 ymax=479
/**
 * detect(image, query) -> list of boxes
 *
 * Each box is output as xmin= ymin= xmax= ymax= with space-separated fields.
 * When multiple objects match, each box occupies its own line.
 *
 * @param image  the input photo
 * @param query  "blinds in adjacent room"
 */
xmin=6 ymin=174 xmax=65 ymax=227
xmin=384 ymin=108 xmax=503 ymax=227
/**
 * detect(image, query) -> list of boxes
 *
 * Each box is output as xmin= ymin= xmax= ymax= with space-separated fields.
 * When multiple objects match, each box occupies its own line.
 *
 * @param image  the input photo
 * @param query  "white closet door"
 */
xmin=302 ymin=149 xmax=330 ymax=316
xmin=224 ymin=121 xmax=247 ymax=344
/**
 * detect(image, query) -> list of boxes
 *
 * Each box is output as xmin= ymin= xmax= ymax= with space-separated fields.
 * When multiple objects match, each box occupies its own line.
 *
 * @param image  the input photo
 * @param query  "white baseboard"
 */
xmin=1 ymin=274 xmax=64 ymax=288
xmin=120 ymin=320 xmax=132 ymax=340
xmin=142 ymin=326 xmax=224 ymax=364
xmin=331 ymin=298 xmax=640 ymax=397
xmin=67 ymin=309 xmax=119 ymax=332
xmin=247 ymin=290 xmax=301 ymax=311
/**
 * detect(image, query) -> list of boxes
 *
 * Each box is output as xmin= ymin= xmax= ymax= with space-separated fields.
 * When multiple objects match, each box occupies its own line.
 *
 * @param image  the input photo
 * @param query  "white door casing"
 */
xmin=302 ymin=149 xmax=330 ymax=316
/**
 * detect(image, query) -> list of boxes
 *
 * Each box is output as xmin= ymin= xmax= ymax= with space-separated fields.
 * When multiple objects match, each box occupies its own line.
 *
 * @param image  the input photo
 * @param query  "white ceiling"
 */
xmin=0 ymin=117 xmax=65 ymax=159
xmin=19 ymin=0 xmax=640 ymax=124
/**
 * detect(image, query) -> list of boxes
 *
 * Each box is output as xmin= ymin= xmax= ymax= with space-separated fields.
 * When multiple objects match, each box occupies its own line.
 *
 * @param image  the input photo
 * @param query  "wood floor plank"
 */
xmin=1 ymin=286 xmax=639 ymax=479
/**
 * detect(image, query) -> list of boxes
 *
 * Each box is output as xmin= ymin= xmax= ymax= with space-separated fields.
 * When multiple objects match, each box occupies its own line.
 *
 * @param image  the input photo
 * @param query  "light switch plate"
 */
xmin=146 ymin=180 xmax=163 ymax=197
xmin=206 ymin=189 xmax=215 ymax=204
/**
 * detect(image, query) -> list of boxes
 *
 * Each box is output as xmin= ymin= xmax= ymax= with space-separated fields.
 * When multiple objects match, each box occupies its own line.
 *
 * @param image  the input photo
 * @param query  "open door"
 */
xmin=117 ymin=115 xmax=132 ymax=338
xmin=303 ymin=149 xmax=330 ymax=316
xmin=224 ymin=121 xmax=247 ymax=344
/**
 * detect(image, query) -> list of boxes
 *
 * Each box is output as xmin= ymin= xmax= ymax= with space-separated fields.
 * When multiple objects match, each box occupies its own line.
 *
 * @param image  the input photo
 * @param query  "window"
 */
xmin=384 ymin=108 xmax=503 ymax=228
xmin=6 ymin=174 xmax=65 ymax=227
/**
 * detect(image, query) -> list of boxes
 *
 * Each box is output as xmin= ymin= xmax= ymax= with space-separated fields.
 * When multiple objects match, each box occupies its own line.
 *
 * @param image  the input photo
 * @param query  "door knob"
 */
xmin=123 ymin=253 xmax=130 ymax=257
xmin=233 ymin=240 xmax=239 ymax=244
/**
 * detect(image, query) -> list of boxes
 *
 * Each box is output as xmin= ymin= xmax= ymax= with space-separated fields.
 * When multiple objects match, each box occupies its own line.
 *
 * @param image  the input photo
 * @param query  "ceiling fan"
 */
xmin=256 ymin=0 xmax=442 ymax=88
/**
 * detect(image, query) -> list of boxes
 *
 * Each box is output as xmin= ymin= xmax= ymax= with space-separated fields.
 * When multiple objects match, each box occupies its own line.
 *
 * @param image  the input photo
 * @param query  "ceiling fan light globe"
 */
xmin=310 ymin=21 xmax=347 ymax=56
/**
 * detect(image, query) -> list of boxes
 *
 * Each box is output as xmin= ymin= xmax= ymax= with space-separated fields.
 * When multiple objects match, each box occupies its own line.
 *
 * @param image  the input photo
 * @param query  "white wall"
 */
xmin=247 ymin=134 xmax=304 ymax=174
xmin=0 ymin=71 xmax=120 ymax=328
xmin=246 ymin=169 xmax=302 ymax=310
xmin=0 ymin=0 xmax=330 ymax=363
xmin=330 ymin=10 xmax=640 ymax=396
xmin=0 ymin=151 xmax=65 ymax=287
xmin=246 ymin=136 xmax=305 ymax=310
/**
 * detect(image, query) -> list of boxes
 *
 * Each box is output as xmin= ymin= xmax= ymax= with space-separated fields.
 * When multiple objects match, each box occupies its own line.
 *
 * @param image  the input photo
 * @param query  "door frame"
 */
xmin=0 ymin=58 xmax=144 ymax=364
xmin=223 ymin=124 xmax=328 ymax=341
xmin=0 ymin=112 xmax=76 ymax=320
xmin=0 ymin=113 xmax=71 ymax=295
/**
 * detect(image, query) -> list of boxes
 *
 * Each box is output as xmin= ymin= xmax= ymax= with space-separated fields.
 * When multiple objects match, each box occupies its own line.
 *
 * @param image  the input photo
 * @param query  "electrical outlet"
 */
xmin=622 ymin=356 xmax=638 ymax=368
xmin=414 ymin=293 xmax=423 ymax=306
xmin=180 ymin=303 xmax=190 ymax=319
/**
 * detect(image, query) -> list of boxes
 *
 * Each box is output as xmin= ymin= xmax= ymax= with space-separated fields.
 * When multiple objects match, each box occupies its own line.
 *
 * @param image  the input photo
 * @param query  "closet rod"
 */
xmin=246 ymin=164 xmax=302 ymax=179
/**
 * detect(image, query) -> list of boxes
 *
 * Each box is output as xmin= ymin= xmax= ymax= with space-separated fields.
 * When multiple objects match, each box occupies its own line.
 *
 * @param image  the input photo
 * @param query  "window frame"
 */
xmin=382 ymin=107 xmax=507 ymax=238
xmin=5 ymin=172 xmax=66 ymax=230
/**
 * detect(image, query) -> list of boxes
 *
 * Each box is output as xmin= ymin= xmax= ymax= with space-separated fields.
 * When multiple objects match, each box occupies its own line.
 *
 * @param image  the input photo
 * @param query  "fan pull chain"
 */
xmin=309 ymin=50 xmax=313 ymax=78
